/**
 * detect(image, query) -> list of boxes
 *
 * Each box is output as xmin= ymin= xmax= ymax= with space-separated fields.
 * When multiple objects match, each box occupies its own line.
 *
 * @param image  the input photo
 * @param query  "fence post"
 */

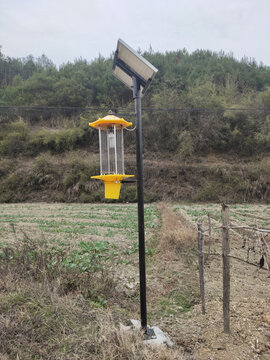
xmin=207 ymin=213 xmax=212 ymax=259
xmin=222 ymin=204 xmax=230 ymax=333
xmin=197 ymin=218 xmax=206 ymax=315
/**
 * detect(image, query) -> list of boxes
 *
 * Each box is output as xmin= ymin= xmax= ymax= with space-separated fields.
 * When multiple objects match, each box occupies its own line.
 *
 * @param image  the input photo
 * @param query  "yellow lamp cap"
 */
xmin=89 ymin=115 xmax=132 ymax=129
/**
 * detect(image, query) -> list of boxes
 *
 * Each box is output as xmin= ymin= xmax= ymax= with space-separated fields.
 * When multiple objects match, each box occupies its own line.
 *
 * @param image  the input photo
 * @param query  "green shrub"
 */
xmin=79 ymin=192 xmax=94 ymax=203
xmin=33 ymin=152 xmax=55 ymax=175
xmin=119 ymin=185 xmax=137 ymax=203
xmin=193 ymin=180 xmax=221 ymax=202
xmin=63 ymin=156 xmax=98 ymax=188
xmin=0 ymin=120 xmax=29 ymax=155
xmin=178 ymin=130 xmax=195 ymax=158
xmin=79 ymin=189 xmax=103 ymax=203
xmin=0 ymin=158 xmax=14 ymax=178
xmin=28 ymin=126 xmax=85 ymax=154
xmin=0 ymin=172 xmax=28 ymax=202
xmin=145 ymin=191 xmax=161 ymax=203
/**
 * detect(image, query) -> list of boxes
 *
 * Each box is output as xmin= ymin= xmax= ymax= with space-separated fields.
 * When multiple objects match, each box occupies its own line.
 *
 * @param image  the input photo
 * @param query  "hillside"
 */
xmin=0 ymin=48 xmax=270 ymax=203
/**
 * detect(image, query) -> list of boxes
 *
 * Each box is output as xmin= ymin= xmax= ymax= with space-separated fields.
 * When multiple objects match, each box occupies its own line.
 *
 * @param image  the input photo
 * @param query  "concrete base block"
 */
xmin=120 ymin=319 xmax=173 ymax=347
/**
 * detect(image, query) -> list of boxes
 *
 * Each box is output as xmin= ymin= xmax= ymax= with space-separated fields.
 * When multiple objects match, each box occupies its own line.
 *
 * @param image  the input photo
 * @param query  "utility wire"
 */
xmin=0 ymin=105 xmax=104 ymax=111
xmin=141 ymin=107 xmax=270 ymax=113
xmin=0 ymin=105 xmax=136 ymax=117
xmin=1 ymin=105 xmax=270 ymax=114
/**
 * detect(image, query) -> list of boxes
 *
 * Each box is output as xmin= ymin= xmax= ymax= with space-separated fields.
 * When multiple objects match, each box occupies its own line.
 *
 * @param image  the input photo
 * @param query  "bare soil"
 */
xmin=164 ymin=203 xmax=270 ymax=360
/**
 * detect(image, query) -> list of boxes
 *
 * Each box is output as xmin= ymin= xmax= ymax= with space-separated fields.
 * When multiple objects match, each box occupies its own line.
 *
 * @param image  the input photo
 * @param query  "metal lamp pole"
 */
xmin=112 ymin=39 xmax=157 ymax=338
xmin=132 ymin=76 xmax=154 ymax=337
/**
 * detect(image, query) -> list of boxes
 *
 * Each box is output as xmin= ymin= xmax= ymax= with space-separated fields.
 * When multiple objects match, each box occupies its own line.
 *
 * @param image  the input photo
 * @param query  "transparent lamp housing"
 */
xmin=99 ymin=125 xmax=125 ymax=175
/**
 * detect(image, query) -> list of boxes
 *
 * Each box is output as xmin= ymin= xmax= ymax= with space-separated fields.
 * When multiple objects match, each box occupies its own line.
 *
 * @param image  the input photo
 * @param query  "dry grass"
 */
xmin=157 ymin=202 xmax=197 ymax=259
xmin=93 ymin=323 xmax=183 ymax=360
xmin=0 ymin=225 xmax=185 ymax=359
xmin=2 ymin=202 xmax=270 ymax=358
xmin=0 ymin=282 xmax=182 ymax=359
xmin=147 ymin=202 xmax=200 ymax=345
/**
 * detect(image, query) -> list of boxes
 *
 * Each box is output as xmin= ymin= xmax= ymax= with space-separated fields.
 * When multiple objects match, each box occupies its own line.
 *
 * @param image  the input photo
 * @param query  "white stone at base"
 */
xmin=121 ymin=319 xmax=174 ymax=347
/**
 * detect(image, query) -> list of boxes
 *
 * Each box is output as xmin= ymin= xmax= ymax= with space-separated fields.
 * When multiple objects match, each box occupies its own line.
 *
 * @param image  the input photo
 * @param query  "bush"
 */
xmin=0 ymin=172 xmax=29 ymax=202
xmin=28 ymin=126 xmax=85 ymax=154
xmin=144 ymin=191 xmax=161 ymax=203
xmin=33 ymin=152 xmax=56 ymax=174
xmin=79 ymin=188 xmax=103 ymax=203
xmin=193 ymin=180 xmax=221 ymax=202
xmin=178 ymin=130 xmax=195 ymax=158
xmin=119 ymin=185 xmax=137 ymax=202
xmin=0 ymin=120 xmax=29 ymax=155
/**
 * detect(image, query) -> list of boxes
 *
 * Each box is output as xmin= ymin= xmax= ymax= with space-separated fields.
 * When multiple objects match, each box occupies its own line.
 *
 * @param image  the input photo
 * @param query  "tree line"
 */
xmin=1 ymin=46 xmax=270 ymax=156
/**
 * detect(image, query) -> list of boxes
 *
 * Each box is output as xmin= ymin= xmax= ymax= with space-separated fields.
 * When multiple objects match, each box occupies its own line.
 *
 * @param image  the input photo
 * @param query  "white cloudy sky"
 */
xmin=1 ymin=0 xmax=270 ymax=66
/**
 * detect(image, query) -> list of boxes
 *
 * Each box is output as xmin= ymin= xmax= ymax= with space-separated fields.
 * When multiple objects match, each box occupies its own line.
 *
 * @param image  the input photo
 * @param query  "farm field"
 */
xmin=0 ymin=202 xmax=269 ymax=359
xmin=173 ymin=202 xmax=270 ymax=229
xmin=0 ymin=202 xmax=157 ymax=253
xmin=0 ymin=203 xmax=159 ymax=304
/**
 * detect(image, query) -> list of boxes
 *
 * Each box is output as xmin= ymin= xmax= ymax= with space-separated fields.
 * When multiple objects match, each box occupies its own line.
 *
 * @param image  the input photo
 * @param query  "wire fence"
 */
xmin=198 ymin=207 xmax=270 ymax=271
xmin=196 ymin=204 xmax=270 ymax=333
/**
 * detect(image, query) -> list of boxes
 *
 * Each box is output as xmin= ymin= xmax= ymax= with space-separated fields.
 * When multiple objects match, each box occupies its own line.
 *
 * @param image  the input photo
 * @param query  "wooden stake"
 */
xmin=222 ymin=204 xmax=230 ymax=333
xmin=207 ymin=213 xmax=212 ymax=260
xmin=197 ymin=218 xmax=206 ymax=315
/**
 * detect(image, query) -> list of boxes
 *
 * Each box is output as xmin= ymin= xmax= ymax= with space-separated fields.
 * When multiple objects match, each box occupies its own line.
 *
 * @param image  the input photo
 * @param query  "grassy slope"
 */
xmin=1 ymin=114 xmax=270 ymax=204
xmin=1 ymin=150 xmax=270 ymax=203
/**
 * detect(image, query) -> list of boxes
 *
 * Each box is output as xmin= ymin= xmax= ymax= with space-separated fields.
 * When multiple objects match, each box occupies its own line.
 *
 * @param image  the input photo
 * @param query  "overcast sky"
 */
xmin=1 ymin=0 xmax=270 ymax=66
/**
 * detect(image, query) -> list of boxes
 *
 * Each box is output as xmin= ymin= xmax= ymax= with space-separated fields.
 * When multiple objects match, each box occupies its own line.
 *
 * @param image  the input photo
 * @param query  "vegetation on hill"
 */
xmin=1 ymin=46 xmax=270 ymax=155
xmin=0 ymin=46 xmax=270 ymax=202
xmin=1 ymin=46 xmax=270 ymax=107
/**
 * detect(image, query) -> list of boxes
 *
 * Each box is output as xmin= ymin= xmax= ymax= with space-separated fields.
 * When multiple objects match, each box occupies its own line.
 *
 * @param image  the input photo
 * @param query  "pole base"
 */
xmin=127 ymin=319 xmax=173 ymax=347
xmin=143 ymin=326 xmax=156 ymax=340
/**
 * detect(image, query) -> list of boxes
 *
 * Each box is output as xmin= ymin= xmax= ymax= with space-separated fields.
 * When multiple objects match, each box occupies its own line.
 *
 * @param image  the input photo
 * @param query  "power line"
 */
xmin=0 ymin=105 xmax=270 ymax=114
xmin=0 ymin=105 xmax=104 ymax=111
xmin=0 ymin=105 xmax=135 ymax=117
xmin=141 ymin=107 xmax=270 ymax=113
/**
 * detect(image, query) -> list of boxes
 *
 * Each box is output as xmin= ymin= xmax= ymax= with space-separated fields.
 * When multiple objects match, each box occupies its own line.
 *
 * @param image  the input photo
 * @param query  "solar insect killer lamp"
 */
xmin=112 ymin=39 xmax=158 ymax=338
xmin=89 ymin=114 xmax=134 ymax=199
